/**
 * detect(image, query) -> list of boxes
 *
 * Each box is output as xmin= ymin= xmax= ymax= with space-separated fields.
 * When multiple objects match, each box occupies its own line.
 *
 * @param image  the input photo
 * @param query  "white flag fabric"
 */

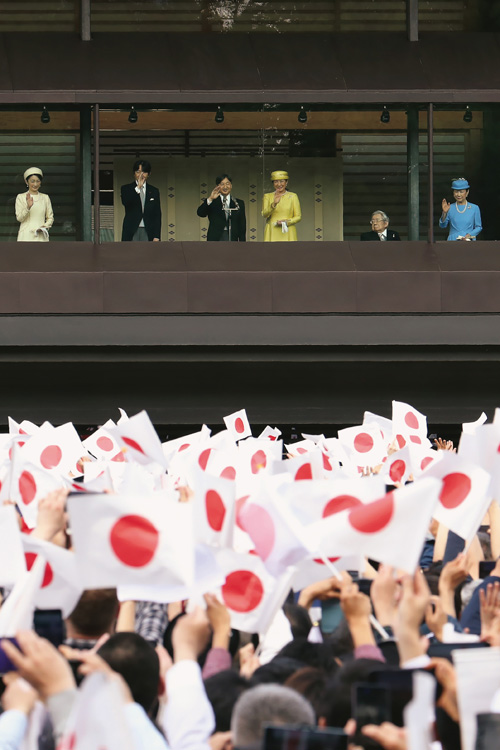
xmin=305 ymin=478 xmax=441 ymax=573
xmin=338 ymin=423 xmax=387 ymax=468
xmin=19 ymin=422 xmax=86 ymax=477
xmin=22 ymin=536 xmax=83 ymax=618
xmin=0 ymin=505 xmax=27 ymax=586
xmin=423 ymin=452 xmax=492 ymax=540
xmin=83 ymin=424 xmax=122 ymax=462
xmin=214 ymin=549 xmax=295 ymax=634
xmin=108 ymin=410 xmax=167 ymax=469
xmin=363 ymin=411 xmax=393 ymax=443
xmin=4 ymin=460 xmax=63 ymax=530
xmin=223 ymin=409 xmax=252 ymax=441
xmin=191 ymin=469 xmax=235 ymax=549
xmin=392 ymin=400 xmax=429 ymax=449
xmin=380 ymin=446 xmax=413 ymax=485
xmin=258 ymin=426 xmax=282 ymax=441
xmin=68 ymin=493 xmax=195 ymax=588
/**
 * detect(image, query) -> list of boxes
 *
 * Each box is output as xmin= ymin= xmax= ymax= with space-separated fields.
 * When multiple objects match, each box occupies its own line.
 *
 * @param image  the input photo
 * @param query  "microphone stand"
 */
xmin=225 ymin=200 xmax=240 ymax=242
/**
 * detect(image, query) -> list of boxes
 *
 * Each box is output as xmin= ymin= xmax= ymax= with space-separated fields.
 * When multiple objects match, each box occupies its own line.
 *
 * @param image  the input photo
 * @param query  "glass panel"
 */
xmin=419 ymin=0 xmax=477 ymax=31
xmin=0 ymin=111 xmax=80 ymax=241
xmin=0 ymin=0 xmax=78 ymax=32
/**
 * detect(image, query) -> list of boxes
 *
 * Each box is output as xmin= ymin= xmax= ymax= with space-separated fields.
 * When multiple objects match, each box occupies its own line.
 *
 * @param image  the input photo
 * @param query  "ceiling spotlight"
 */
xmin=298 ymin=106 xmax=308 ymax=124
xmin=128 ymin=106 xmax=138 ymax=124
xmin=41 ymin=106 xmax=50 ymax=124
xmin=380 ymin=106 xmax=390 ymax=124
xmin=215 ymin=106 xmax=224 ymax=124
xmin=463 ymin=105 xmax=473 ymax=123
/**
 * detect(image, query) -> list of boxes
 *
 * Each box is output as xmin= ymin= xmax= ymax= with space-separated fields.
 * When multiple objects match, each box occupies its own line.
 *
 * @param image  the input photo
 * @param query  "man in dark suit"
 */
xmin=197 ymin=174 xmax=246 ymax=241
xmin=360 ymin=210 xmax=400 ymax=241
xmin=121 ymin=159 xmax=161 ymax=241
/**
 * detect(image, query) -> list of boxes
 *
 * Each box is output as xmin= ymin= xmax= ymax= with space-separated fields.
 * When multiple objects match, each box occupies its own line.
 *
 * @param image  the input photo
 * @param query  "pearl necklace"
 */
xmin=456 ymin=201 xmax=467 ymax=214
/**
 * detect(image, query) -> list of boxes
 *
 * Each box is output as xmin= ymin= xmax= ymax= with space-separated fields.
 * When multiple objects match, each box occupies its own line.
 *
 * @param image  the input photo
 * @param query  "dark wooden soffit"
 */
xmin=0 ymin=241 xmax=499 ymax=314
xmin=1 ymin=32 xmax=500 ymax=104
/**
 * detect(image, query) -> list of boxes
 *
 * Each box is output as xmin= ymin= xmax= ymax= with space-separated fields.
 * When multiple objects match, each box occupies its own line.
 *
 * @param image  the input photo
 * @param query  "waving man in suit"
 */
xmin=197 ymin=174 xmax=246 ymax=242
xmin=121 ymin=159 xmax=162 ymax=241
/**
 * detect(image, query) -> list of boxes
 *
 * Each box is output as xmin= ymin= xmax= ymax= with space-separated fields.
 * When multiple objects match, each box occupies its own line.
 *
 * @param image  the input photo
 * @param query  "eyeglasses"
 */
xmin=370 ymin=219 xmax=385 ymax=224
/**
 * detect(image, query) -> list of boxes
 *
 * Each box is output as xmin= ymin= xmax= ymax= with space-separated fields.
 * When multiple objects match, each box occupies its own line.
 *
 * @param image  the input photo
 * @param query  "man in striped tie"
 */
xmin=360 ymin=211 xmax=401 ymax=241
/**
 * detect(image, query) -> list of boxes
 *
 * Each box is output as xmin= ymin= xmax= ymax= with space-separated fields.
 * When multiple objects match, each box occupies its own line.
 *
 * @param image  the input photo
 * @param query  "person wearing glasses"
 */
xmin=360 ymin=211 xmax=400 ymax=241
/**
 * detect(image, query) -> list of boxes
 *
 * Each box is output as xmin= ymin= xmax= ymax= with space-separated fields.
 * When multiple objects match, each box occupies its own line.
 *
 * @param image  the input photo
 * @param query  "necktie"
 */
xmin=379 ymin=233 xmax=386 ymax=241
xmin=140 ymin=186 xmax=145 ymax=213
xmin=223 ymin=196 xmax=229 ymax=220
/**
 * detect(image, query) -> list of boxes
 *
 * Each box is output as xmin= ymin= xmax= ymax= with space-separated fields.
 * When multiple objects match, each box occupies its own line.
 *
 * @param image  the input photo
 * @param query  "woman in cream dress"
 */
xmin=15 ymin=167 xmax=54 ymax=242
xmin=262 ymin=170 xmax=301 ymax=242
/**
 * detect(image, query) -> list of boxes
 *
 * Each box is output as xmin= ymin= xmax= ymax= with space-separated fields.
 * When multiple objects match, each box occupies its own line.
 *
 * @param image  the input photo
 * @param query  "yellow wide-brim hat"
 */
xmin=24 ymin=167 xmax=43 ymax=181
xmin=271 ymin=170 xmax=289 ymax=181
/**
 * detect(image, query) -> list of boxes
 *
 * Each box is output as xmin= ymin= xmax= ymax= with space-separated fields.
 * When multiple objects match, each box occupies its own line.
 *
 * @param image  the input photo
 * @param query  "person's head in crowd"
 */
xmin=317 ymin=659 xmax=390 ymax=728
xmin=324 ymin=618 xmax=354 ymax=661
xmin=478 ymin=530 xmax=493 ymax=561
xmin=283 ymin=603 xmax=312 ymax=640
xmin=231 ymin=683 xmax=315 ymax=748
xmin=276 ymin=639 xmax=338 ymax=677
xmin=65 ymin=588 xmax=119 ymax=641
xmin=164 ymin=611 xmax=240 ymax=665
xmin=204 ymin=670 xmax=250 ymax=732
xmin=250 ymin=656 xmax=306 ymax=686
xmin=98 ymin=632 xmax=160 ymax=716
xmin=284 ymin=667 xmax=329 ymax=721
xmin=422 ymin=561 xmax=443 ymax=596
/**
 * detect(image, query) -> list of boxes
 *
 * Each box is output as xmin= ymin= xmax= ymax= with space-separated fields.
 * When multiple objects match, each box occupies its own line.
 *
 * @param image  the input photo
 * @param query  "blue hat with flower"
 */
xmin=451 ymin=178 xmax=470 ymax=190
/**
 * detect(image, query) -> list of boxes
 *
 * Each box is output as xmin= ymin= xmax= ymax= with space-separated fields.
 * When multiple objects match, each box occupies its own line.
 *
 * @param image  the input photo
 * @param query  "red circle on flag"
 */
xmin=389 ymin=459 xmax=406 ymax=483
xmin=323 ymin=495 xmax=362 ymax=518
xmin=111 ymin=451 xmax=125 ymax=462
xmin=295 ymin=463 xmax=312 ymax=481
xmin=322 ymin=453 xmax=332 ymax=471
xmin=313 ymin=556 xmax=341 ymax=565
xmin=96 ymin=436 xmax=114 ymax=452
xmin=178 ymin=443 xmax=190 ymax=452
xmin=348 ymin=493 xmax=395 ymax=534
xmin=222 ymin=570 xmax=264 ymax=612
xmin=235 ymin=495 xmax=250 ymax=531
xmin=239 ymin=504 xmax=275 ymax=560
xmin=25 ymin=552 xmax=54 ymax=588
xmin=396 ymin=434 xmax=406 ymax=449
xmin=220 ymin=466 xmax=236 ymax=480
xmin=421 ymin=456 xmax=434 ymax=471
xmin=40 ymin=445 xmax=62 ymax=470
xmin=251 ymin=450 xmax=267 ymax=474
xmin=206 ymin=490 xmax=226 ymax=531
xmin=410 ymin=435 xmax=422 ymax=445
xmin=235 ymin=418 xmax=245 ymax=434
xmin=405 ymin=411 xmax=419 ymax=429
xmin=19 ymin=471 xmax=37 ymax=504
xmin=297 ymin=447 xmax=307 ymax=455
xmin=198 ymin=448 xmax=211 ymax=471
xmin=109 ymin=515 xmax=159 ymax=567
xmin=440 ymin=473 xmax=472 ymax=509
xmin=122 ymin=437 xmax=145 ymax=455
xmin=353 ymin=433 xmax=374 ymax=454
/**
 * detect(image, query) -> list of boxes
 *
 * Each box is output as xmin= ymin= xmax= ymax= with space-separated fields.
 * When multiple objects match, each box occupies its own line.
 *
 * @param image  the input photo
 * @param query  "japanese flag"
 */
xmin=0 ymin=505 xmax=26 ymax=587
xmin=259 ymin=426 xmax=282 ymax=441
xmin=279 ymin=475 xmax=387 ymax=526
xmin=423 ymin=452 xmax=492 ymax=540
xmin=191 ymin=469 xmax=236 ymax=549
xmin=462 ymin=412 xmax=488 ymax=436
xmin=238 ymin=480 xmax=311 ymax=576
xmin=19 ymin=422 xmax=86 ymax=477
xmin=285 ymin=439 xmax=317 ymax=457
xmin=363 ymin=411 xmax=393 ymax=444
xmin=22 ymin=536 xmax=83 ymax=618
xmin=214 ymin=549 xmax=295 ymax=634
xmin=68 ymin=493 xmax=195 ymax=588
xmin=392 ymin=400 xmax=429 ymax=449
xmin=279 ymin=450 xmax=323 ymax=482
xmin=235 ymin=438 xmax=282 ymax=496
xmin=305 ymin=478 xmax=442 ymax=574
xmin=162 ymin=425 xmax=212 ymax=467
xmin=59 ymin=672 xmax=132 ymax=750
xmin=338 ymin=423 xmax=387 ymax=468
xmin=4 ymin=459 xmax=63 ymax=530
xmin=380 ymin=446 xmax=413 ymax=486
xmin=109 ymin=410 xmax=167 ymax=469
xmin=412 ymin=446 xmax=442 ymax=477
xmin=223 ymin=409 xmax=252 ymax=442
xmin=83 ymin=424 xmax=122 ymax=462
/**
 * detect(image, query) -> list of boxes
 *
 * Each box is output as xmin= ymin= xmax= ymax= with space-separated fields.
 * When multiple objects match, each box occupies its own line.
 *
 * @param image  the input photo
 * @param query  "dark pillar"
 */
xmin=407 ymin=105 xmax=420 ymax=241
xmin=427 ymin=103 xmax=434 ymax=243
xmin=80 ymin=106 xmax=92 ymax=241
xmin=81 ymin=0 xmax=91 ymax=40
xmin=93 ymin=104 xmax=100 ymax=244
xmin=406 ymin=0 xmax=418 ymax=41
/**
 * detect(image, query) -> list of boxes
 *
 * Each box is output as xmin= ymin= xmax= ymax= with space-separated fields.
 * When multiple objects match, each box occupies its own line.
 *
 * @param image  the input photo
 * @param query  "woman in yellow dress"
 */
xmin=15 ymin=167 xmax=54 ymax=242
xmin=262 ymin=170 xmax=301 ymax=242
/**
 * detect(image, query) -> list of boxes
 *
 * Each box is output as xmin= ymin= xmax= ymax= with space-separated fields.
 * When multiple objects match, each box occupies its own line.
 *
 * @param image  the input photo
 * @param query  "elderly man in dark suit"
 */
xmin=197 ymin=174 xmax=246 ymax=241
xmin=121 ymin=159 xmax=161 ymax=241
xmin=360 ymin=210 xmax=400 ymax=241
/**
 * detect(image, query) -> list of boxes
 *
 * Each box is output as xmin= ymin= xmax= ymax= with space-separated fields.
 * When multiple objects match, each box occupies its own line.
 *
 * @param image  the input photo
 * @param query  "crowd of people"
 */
xmin=15 ymin=164 xmax=481 ymax=243
xmin=0 ymin=403 xmax=499 ymax=750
